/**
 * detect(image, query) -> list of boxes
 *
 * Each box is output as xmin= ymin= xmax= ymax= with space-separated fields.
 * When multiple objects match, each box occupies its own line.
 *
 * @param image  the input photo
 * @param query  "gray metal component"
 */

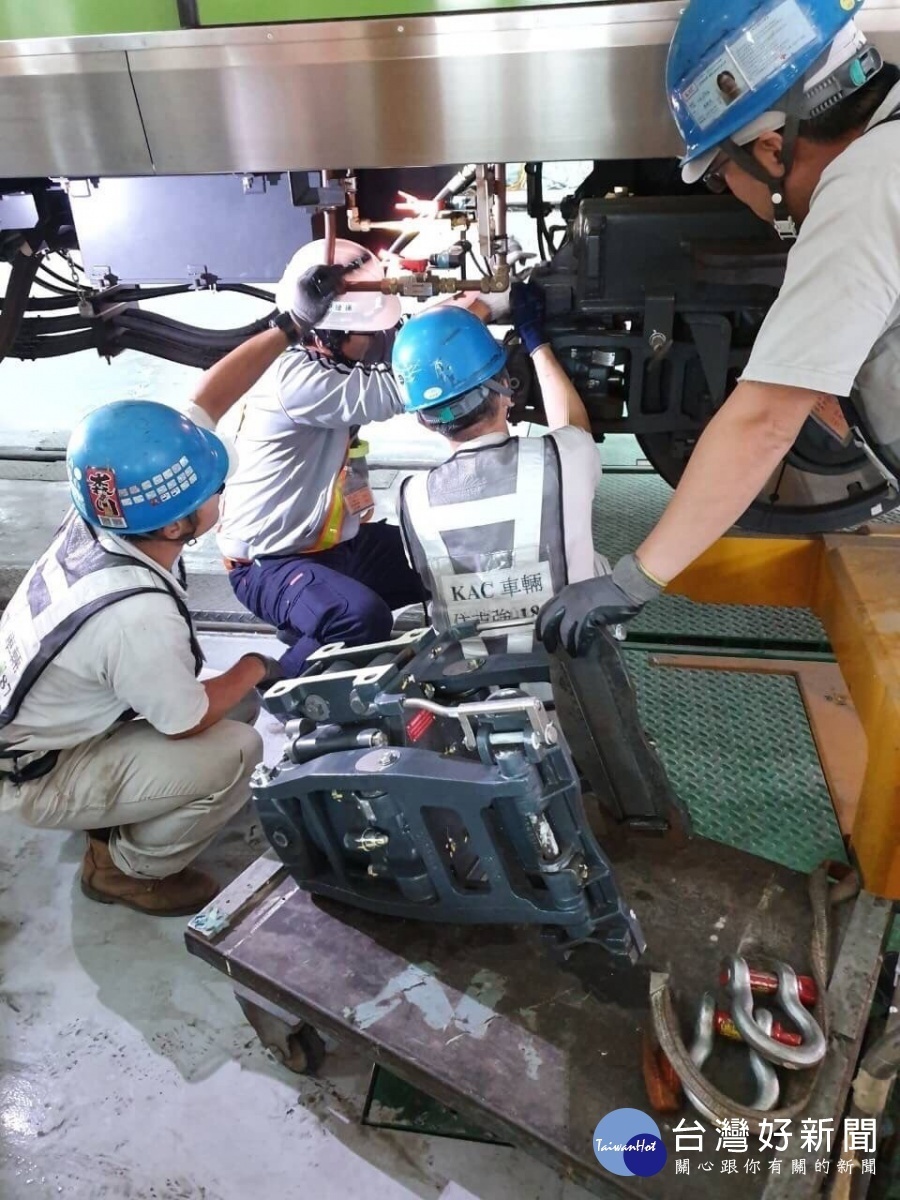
xmin=67 ymin=175 xmax=315 ymax=285
xmin=0 ymin=48 xmax=152 ymax=177
xmin=0 ymin=192 xmax=38 ymax=231
xmin=725 ymin=956 xmax=827 ymax=1071
xmin=265 ymin=628 xmax=433 ymax=724
xmin=1 ymin=3 xmax=900 ymax=177
xmin=401 ymin=694 xmax=558 ymax=752
xmin=254 ymin=741 xmax=646 ymax=961
xmin=124 ymin=7 xmax=683 ymax=174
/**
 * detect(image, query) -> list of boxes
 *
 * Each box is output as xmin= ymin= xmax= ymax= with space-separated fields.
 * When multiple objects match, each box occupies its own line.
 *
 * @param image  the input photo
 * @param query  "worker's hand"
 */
xmin=536 ymin=554 xmax=665 ymax=655
xmin=511 ymin=281 xmax=548 ymax=356
xmin=475 ymin=284 xmax=510 ymax=322
xmin=506 ymin=236 xmax=536 ymax=273
xmin=395 ymin=190 xmax=443 ymax=220
xmin=288 ymin=259 xmax=365 ymax=330
xmin=240 ymin=652 xmax=285 ymax=691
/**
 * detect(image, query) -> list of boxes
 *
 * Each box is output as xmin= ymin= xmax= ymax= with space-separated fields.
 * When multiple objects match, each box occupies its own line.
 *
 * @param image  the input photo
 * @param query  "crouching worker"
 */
xmin=0 ymin=403 xmax=281 ymax=916
xmin=394 ymin=284 xmax=608 ymax=653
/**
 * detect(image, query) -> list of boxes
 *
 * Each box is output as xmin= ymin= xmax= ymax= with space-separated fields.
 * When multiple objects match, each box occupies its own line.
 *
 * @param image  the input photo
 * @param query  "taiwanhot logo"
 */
xmin=592 ymin=1108 xmax=668 ymax=1178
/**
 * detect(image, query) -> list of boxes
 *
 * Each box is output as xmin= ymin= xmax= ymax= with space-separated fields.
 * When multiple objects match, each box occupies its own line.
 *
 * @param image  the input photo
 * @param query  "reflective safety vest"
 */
xmin=0 ymin=515 xmax=202 ymax=734
xmin=400 ymin=436 xmax=568 ymax=654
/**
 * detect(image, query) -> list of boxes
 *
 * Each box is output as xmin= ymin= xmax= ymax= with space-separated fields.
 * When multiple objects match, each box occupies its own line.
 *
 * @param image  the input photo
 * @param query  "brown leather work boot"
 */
xmin=80 ymin=835 xmax=218 ymax=917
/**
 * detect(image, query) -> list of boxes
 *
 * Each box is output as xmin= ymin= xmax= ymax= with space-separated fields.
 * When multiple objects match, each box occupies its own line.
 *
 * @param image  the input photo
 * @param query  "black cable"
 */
xmin=12 ymin=331 xmax=96 ymax=358
xmin=36 ymin=260 xmax=82 ymax=291
xmin=465 ymin=243 xmax=490 ymax=279
xmin=24 ymin=294 xmax=82 ymax=312
xmin=30 ymin=275 xmax=79 ymax=298
xmin=18 ymin=313 xmax=91 ymax=335
xmin=219 ymin=283 xmax=276 ymax=302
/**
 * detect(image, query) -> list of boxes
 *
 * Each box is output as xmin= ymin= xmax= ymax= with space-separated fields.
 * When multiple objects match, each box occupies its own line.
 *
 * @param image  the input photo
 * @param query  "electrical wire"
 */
xmin=35 ymin=260 xmax=82 ymax=291
xmin=465 ymin=243 xmax=490 ymax=279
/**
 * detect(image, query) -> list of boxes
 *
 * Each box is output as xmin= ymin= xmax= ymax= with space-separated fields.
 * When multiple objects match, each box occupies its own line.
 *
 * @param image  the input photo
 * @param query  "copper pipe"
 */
xmin=493 ymin=162 xmax=508 ymax=268
xmin=321 ymin=170 xmax=336 ymax=264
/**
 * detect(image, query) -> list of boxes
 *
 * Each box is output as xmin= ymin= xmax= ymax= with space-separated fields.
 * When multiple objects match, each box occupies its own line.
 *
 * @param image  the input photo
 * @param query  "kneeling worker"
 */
xmin=0 ymin=263 xmax=343 ymax=916
xmin=394 ymin=284 xmax=606 ymax=650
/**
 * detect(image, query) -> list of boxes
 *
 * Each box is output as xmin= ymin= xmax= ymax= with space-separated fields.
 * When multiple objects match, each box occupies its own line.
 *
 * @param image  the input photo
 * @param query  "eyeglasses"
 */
xmin=702 ymin=153 xmax=730 ymax=195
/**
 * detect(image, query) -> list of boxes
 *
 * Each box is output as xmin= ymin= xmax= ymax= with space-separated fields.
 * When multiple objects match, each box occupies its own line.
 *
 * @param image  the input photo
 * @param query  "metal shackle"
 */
xmin=686 ymin=993 xmax=780 ymax=1119
xmin=724 ymin=957 xmax=827 ymax=1071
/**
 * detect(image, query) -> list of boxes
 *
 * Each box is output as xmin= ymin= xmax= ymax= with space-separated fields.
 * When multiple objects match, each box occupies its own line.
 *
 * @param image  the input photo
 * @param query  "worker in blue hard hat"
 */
xmin=395 ymin=287 xmax=609 ymax=654
xmin=538 ymin=0 xmax=900 ymax=655
xmin=215 ymin=237 xmax=513 ymax=677
xmin=0 ymin=263 xmax=346 ymax=916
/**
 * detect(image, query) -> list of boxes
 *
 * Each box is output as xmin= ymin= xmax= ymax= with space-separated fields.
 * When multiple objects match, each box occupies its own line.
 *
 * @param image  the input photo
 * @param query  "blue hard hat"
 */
xmin=66 ymin=400 xmax=230 ymax=535
xmin=667 ymin=0 xmax=867 ymax=175
xmin=392 ymin=307 xmax=507 ymax=416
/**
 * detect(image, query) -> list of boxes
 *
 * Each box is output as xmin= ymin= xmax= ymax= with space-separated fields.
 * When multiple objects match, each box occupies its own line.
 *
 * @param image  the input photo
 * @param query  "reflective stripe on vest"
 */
xmin=402 ymin=437 xmax=567 ymax=655
xmin=0 ymin=515 xmax=201 ymax=731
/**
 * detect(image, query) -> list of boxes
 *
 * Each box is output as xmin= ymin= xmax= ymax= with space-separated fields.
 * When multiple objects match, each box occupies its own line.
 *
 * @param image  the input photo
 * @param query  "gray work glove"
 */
xmin=536 ymin=554 xmax=664 ymax=656
xmin=288 ymin=258 xmax=366 ymax=330
xmin=240 ymin=652 xmax=285 ymax=691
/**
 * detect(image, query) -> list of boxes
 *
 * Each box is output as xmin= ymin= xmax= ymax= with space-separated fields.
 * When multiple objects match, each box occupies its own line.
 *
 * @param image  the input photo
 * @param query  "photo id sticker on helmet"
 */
xmin=681 ymin=0 xmax=818 ymax=130
xmin=85 ymin=466 xmax=128 ymax=529
xmin=682 ymin=55 xmax=752 ymax=129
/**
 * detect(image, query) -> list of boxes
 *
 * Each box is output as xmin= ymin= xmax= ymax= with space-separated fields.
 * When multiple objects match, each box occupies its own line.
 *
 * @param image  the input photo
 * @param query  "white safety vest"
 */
xmin=401 ymin=437 xmax=568 ymax=656
xmin=0 ymin=515 xmax=201 ymax=735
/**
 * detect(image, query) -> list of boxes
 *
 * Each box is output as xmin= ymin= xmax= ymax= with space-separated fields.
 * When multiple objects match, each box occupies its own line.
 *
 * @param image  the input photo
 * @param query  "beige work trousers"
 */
xmin=2 ymin=717 xmax=264 ymax=879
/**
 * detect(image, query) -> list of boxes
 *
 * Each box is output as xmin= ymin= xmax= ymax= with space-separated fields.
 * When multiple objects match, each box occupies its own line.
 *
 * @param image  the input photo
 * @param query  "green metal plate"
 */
xmin=199 ymin=0 xmax=610 ymax=28
xmin=625 ymin=650 xmax=848 ymax=873
xmin=0 ymin=0 xmax=622 ymax=40
xmin=0 ymin=0 xmax=179 ymax=39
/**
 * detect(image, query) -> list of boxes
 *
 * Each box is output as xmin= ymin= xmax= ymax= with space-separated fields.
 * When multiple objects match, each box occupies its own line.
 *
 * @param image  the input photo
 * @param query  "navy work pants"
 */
xmin=228 ymin=521 xmax=427 ymax=677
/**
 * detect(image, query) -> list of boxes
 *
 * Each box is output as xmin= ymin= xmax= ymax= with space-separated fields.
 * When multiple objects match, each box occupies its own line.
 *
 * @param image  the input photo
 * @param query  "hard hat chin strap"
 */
xmin=720 ymin=80 xmax=806 ymax=241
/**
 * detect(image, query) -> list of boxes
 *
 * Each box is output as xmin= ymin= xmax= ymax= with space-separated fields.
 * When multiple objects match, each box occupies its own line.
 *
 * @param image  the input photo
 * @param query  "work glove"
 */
xmin=510 ymin=281 xmax=548 ymax=356
xmin=288 ymin=258 xmax=365 ymax=330
xmin=506 ymin=235 xmax=536 ymax=272
xmin=476 ymin=282 xmax=511 ymax=322
xmin=536 ymin=553 xmax=665 ymax=656
xmin=240 ymin=652 xmax=285 ymax=691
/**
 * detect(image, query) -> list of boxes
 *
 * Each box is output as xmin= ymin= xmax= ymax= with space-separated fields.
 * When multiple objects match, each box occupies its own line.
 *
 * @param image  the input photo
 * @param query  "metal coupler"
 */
xmin=254 ymin=622 xmax=647 ymax=962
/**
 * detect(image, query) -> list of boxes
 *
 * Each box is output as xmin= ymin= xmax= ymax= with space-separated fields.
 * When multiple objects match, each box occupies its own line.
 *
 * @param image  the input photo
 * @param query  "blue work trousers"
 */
xmin=228 ymin=521 xmax=427 ymax=677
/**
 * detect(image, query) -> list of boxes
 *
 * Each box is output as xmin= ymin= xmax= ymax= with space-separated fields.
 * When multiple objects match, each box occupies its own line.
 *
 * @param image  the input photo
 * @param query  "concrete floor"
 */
xmin=0 ymin=300 xmax=612 ymax=1200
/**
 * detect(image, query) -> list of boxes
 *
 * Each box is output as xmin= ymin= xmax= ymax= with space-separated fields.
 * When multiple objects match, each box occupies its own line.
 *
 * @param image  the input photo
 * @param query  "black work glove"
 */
xmin=510 ymin=281 xmax=548 ymax=356
xmin=536 ymin=553 xmax=664 ymax=655
xmin=240 ymin=652 xmax=285 ymax=691
xmin=289 ymin=257 xmax=367 ymax=329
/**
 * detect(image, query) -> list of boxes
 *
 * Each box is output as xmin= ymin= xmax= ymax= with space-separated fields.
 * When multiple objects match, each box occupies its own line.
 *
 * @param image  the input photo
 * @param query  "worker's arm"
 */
xmin=170 ymin=656 xmax=269 ymax=738
xmin=529 ymin=345 xmax=592 ymax=434
xmin=509 ymin=282 xmax=591 ymax=432
xmin=535 ymin=379 xmax=822 ymax=654
xmin=103 ymin=597 xmax=278 ymax=738
xmin=191 ymin=327 xmax=288 ymax=426
xmin=636 ymin=380 xmax=822 ymax=582
xmin=192 ymin=261 xmax=355 ymax=425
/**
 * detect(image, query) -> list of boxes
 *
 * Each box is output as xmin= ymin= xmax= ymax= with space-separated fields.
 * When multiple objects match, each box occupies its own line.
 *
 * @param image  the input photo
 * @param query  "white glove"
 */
xmin=476 ymin=286 xmax=511 ymax=322
xmin=507 ymin=235 xmax=537 ymax=272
